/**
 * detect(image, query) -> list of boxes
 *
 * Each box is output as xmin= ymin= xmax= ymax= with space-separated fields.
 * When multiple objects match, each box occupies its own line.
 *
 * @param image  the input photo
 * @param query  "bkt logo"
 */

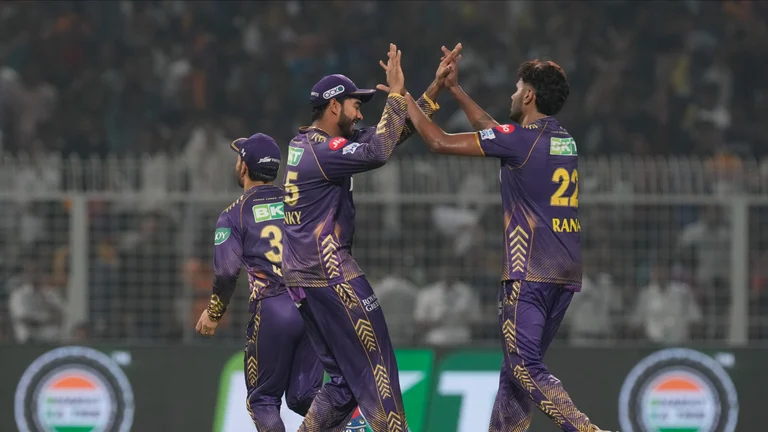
xmin=323 ymin=85 xmax=345 ymax=99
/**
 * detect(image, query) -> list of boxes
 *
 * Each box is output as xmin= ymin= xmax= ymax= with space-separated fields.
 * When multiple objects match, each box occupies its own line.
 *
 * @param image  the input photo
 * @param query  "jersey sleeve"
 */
xmin=400 ymin=93 xmax=440 ymax=143
xmin=475 ymin=124 xmax=537 ymax=166
xmin=208 ymin=211 xmax=243 ymax=321
xmin=317 ymin=93 xmax=409 ymax=177
xmin=354 ymin=93 xmax=440 ymax=146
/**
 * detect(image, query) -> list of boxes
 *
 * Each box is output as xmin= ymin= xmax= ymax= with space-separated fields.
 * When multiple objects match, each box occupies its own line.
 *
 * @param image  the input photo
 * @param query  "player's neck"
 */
xmin=311 ymin=119 xmax=340 ymax=137
xmin=243 ymin=180 xmax=270 ymax=192
xmin=520 ymin=111 xmax=548 ymax=126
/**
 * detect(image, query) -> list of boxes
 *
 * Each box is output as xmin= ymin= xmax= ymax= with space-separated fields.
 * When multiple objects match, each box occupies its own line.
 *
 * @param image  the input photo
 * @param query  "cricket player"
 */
xmin=194 ymin=133 xmax=326 ymax=431
xmin=402 ymin=46 xmax=614 ymax=432
xmin=281 ymin=43 xmax=460 ymax=432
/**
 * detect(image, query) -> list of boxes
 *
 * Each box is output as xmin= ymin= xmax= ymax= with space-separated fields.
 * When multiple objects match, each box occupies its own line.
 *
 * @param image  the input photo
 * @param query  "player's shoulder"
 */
xmin=543 ymin=121 xmax=578 ymax=158
xmin=479 ymin=123 xmax=542 ymax=142
xmin=245 ymin=185 xmax=284 ymax=205
xmin=308 ymin=134 xmax=364 ymax=159
xmin=218 ymin=195 xmax=245 ymax=225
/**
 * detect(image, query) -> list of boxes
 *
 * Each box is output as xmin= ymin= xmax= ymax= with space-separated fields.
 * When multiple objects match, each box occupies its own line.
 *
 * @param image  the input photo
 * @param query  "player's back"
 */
xmin=476 ymin=117 xmax=581 ymax=289
xmin=219 ymin=184 xmax=287 ymax=300
xmin=281 ymin=127 xmax=368 ymax=289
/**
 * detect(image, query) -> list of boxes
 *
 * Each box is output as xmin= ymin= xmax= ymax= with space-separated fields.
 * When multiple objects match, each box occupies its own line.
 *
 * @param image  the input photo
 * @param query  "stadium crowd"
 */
xmin=1 ymin=1 xmax=768 ymax=344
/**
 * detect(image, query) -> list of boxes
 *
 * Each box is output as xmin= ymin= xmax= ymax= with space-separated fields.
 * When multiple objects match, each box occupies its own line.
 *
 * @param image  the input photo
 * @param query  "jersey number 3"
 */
xmin=260 ymin=225 xmax=283 ymax=276
xmin=551 ymin=168 xmax=579 ymax=207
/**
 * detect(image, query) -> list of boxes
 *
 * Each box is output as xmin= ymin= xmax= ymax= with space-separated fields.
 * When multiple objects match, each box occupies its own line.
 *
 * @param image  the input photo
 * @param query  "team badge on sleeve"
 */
xmin=214 ymin=228 xmax=231 ymax=245
xmin=329 ymin=137 xmax=348 ymax=151
xmin=495 ymin=124 xmax=515 ymax=134
xmin=342 ymin=142 xmax=362 ymax=155
xmin=479 ymin=129 xmax=496 ymax=140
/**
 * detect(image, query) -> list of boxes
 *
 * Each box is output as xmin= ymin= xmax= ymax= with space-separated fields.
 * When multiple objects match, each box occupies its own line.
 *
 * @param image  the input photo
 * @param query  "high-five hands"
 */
xmin=376 ymin=43 xmax=406 ymax=95
xmin=439 ymin=43 xmax=462 ymax=89
xmin=436 ymin=43 xmax=462 ymax=89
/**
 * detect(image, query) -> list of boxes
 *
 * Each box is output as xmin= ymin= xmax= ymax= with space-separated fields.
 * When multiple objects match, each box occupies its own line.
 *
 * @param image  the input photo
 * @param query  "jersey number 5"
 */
xmin=260 ymin=225 xmax=283 ymax=276
xmin=285 ymin=171 xmax=299 ymax=206
xmin=551 ymin=168 xmax=579 ymax=207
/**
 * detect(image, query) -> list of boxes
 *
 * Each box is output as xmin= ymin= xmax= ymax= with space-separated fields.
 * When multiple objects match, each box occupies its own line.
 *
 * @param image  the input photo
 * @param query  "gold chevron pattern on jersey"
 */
xmin=354 ymin=318 xmax=377 ymax=352
xmin=334 ymin=282 xmax=359 ymax=310
xmin=320 ymin=235 xmax=342 ymax=279
xmin=386 ymin=411 xmax=403 ymax=432
xmin=245 ymin=301 xmax=262 ymax=387
xmin=246 ymin=401 xmax=257 ymax=427
xmin=502 ymin=319 xmax=517 ymax=355
xmin=503 ymin=280 xmax=522 ymax=306
xmin=538 ymin=401 xmax=567 ymax=426
xmin=246 ymin=354 xmax=258 ymax=387
xmin=513 ymin=365 xmax=537 ymax=394
xmin=374 ymin=364 xmax=393 ymax=399
xmin=512 ymin=363 xmax=598 ymax=432
xmin=249 ymin=277 xmax=266 ymax=303
xmin=509 ymin=226 xmax=530 ymax=273
xmin=537 ymin=379 xmax=599 ymax=432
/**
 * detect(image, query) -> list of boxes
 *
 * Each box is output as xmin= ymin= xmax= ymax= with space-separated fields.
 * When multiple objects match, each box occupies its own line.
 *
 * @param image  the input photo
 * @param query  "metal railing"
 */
xmin=0 ymin=154 xmax=766 ymax=345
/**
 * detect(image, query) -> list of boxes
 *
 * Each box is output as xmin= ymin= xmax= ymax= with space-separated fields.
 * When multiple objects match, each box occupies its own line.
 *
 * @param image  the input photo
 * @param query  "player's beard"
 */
xmin=337 ymin=110 xmax=356 ymax=138
xmin=509 ymin=101 xmax=523 ymax=123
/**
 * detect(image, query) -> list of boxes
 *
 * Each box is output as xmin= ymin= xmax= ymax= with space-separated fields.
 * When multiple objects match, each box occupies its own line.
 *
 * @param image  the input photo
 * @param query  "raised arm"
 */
xmin=450 ymin=85 xmax=500 ymax=131
xmin=404 ymin=93 xmax=484 ymax=157
xmin=440 ymin=45 xmax=500 ymax=131
xmin=397 ymin=82 xmax=441 ymax=143
xmin=375 ymin=43 xmax=463 ymax=143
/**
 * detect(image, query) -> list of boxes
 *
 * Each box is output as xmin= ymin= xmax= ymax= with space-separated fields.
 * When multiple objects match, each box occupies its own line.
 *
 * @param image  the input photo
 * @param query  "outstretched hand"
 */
xmin=439 ymin=44 xmax=462 ymax=89
xmin=375 ymin=43 xmax=406 ymax=95
xmin=436 ymin=43 xmax=462 ymax=88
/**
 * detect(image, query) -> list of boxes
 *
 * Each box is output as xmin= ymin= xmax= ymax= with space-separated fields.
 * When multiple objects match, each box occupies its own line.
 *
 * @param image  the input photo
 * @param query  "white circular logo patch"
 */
xmin=15 ymin=346 xmax=135 ymax=432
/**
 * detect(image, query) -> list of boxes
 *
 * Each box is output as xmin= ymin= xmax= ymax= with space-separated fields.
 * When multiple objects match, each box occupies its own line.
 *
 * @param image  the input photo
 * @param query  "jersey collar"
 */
xmin=299 ymin=125 xmax=331 ymax=136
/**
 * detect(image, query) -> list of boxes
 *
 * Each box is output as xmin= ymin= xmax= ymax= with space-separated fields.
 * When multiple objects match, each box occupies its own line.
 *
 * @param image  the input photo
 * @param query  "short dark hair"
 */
xmin=311 ymin=97 xmax=348 ymax=121
xmin=248 ymin=169 xmax=276 ymax=183
xmin=517 ymin=60 xmax=569 ymax=116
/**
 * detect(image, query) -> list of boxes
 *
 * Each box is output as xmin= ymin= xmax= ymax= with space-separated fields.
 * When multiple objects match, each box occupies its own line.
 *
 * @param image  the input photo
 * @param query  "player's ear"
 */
xmin=239 ymin=160 xmax=248 ymax=177
xmin=523 ymin=86 xmax=535 ymax=106
xmin=329 ymin=99 xmax=341 ymax=116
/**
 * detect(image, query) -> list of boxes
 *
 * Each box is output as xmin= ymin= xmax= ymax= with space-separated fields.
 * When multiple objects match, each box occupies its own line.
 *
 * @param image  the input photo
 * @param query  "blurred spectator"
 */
xmin=0 ymin=1 xmax=762 ymax=160
xmin=565 ymin=253 xmax=623 ymax=345
xmin=118 ymin=211 xmax=180 ymax=340
xmin=678 ymin=205 xmax=731 ymax=336
xmin=6 ymin=60 xmax=57 ymax=154
xmin=180 ymin=116 xmax=236 ymax=193
xmin=414 ymin=264 xmax=482 ymax=346
xmin=373 ymin=260 xmax=419 ymax=346
xmin=8 ymin=253 xmax=66 ymax=343
xmin=630 ymin=260 xmax=702 ymax=344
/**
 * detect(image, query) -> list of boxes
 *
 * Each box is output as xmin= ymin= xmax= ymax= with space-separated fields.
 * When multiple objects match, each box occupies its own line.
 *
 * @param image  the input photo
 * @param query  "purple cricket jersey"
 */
xmin=282 ymin=93 xmax=439 ymax=288
xmin=211 ymin=184 xmax=286 ymax=311
xmin=475 ymin=117 xmax=582 ymax=290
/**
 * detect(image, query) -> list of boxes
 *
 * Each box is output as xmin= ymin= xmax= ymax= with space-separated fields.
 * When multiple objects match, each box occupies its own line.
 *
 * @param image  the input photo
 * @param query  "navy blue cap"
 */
xmin=230 ymin=133 xmax=281 ymax=176
xmin=309 ymin=74 xmax=376 ymax=107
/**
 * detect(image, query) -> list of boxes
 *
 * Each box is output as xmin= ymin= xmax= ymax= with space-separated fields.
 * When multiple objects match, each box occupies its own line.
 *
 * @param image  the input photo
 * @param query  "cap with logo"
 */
xmin=230 ymin=133 xmax=281 ymax=178
xmin=309 ymin=74 xmax=377 ymax=107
